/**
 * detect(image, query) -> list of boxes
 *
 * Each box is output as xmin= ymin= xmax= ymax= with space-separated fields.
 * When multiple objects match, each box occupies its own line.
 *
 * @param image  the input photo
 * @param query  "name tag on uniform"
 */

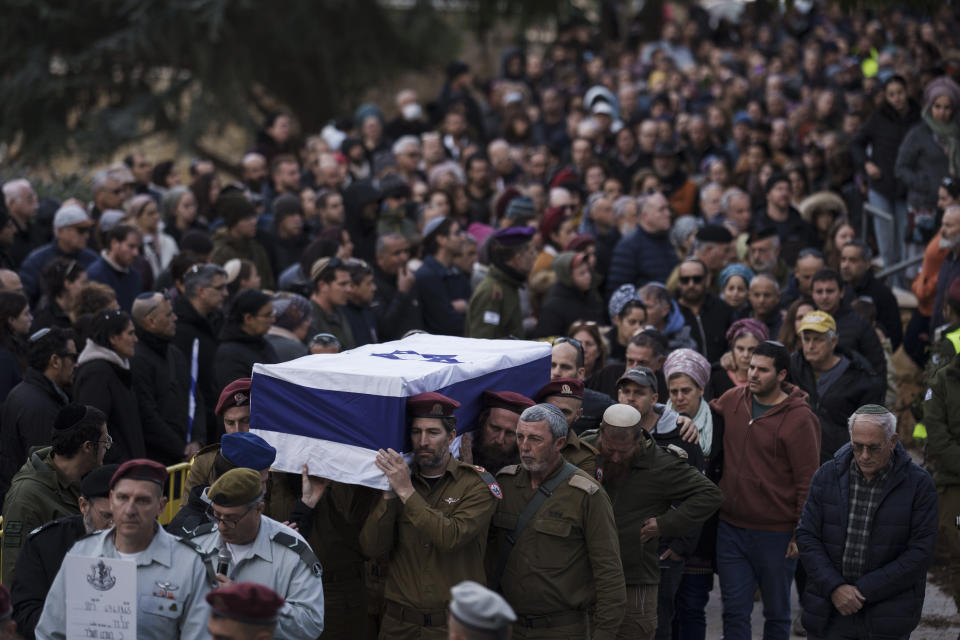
xmin=483 ymin=311 xmax=500 ymax=325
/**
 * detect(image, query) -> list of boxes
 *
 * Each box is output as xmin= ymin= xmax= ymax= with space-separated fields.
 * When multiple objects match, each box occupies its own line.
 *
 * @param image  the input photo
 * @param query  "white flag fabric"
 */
xmin=249 ymin=335 xmax=551 ymax=489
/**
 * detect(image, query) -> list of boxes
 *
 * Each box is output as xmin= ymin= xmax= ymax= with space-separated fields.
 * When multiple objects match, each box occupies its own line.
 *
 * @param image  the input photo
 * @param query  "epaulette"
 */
xmin=272 ymin=531 xmax=323 ymax=578
xmin=178 ymin=521 xmax=218 ymax=539
xmin=28 ymin=519 xmax=64 ymax=538
xmin=664 ymin=444 xmax=689 ymax=459
xmin=496 ymin=464 xmax=520 ymax=476
xmin=193 ymin=443 xmax=220 ymax=459
xmin=468 ymin=464 xmax=503 ymax=500
xmin=568 ymin=474 xmax=599 ymax=495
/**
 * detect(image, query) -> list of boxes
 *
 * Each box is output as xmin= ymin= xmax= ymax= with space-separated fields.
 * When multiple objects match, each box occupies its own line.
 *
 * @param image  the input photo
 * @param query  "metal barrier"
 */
xmin=859 ymin=203 xmax=926 ymax=281
xmin=160 ymin=462 xmax=192 ymax=526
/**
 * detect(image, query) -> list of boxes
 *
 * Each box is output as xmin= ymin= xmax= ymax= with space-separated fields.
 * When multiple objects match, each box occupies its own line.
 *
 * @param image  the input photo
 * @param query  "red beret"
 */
xmin=110 ymin=459 xmax=168 ymax=488
xmin=407 ymin=392 xmax=460 ymax=418
xmin=216 ymin=378 xmax=252 ymax=415
xmin=482 ymin=390 xmax=535 ymax=415
xmin=206 ymin=581 xmax=285 ymax=624
xmin=565 ymin=233 xmax=596 ymax=252
xmin=534 ymin=378 xmax=584 ymax=402
xmin=550 ymin=168 xmax=578 ymax=188
xmin=540 ymin=206 xmax=567 ymax=238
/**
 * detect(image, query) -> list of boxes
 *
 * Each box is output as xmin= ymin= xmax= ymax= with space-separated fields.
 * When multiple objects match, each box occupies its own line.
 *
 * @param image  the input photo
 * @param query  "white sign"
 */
xmin=65 ymin=555 xmax=137 ymax=640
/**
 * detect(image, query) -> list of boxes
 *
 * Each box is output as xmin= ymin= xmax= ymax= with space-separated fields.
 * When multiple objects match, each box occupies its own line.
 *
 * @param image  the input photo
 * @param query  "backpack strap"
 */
xmin=491 ymin=461 xmax=578 ymax=591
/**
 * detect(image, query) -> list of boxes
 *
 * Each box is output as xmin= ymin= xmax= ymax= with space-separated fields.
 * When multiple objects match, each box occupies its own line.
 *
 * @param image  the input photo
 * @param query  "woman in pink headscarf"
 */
xmin=707 ymin=318 xmax=769 ymax=399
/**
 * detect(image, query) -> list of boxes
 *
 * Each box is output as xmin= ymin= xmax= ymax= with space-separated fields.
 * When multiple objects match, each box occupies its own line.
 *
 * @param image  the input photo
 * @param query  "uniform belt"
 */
xmin=515 ymin=611 xmax=586 ymax=628
xmin=384 ymin=600 xmax=447 ymax=627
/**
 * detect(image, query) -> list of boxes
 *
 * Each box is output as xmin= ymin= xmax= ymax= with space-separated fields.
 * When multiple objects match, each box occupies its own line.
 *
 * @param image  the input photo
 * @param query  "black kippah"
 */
xmin=54 ymin=404 xmax=88 ymax=431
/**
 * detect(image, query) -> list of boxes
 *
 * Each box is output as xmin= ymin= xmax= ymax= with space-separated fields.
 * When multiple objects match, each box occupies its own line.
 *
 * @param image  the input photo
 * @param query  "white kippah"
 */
xmin=602 ymin=403 xmax=642 ymax=428
xmin=449 ymin=580 xmax=516 ymax=630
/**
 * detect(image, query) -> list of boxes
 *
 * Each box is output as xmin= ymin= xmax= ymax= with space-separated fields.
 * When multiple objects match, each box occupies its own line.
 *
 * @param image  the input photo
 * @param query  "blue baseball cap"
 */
xmin=220 ymin=432 xmax=276 ymax=471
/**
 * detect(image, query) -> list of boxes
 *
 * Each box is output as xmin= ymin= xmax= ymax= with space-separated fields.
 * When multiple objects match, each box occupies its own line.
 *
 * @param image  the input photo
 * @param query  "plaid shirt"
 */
xmin=841 ymin=458 xmax=893 ymax=581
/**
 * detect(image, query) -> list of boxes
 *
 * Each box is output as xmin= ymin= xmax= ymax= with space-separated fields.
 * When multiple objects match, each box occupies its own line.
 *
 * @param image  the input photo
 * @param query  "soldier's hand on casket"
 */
xmin=301 ymin=464 xmax=331 ymax=509
xmin=375 ymin=448 xmax=415 ymax=501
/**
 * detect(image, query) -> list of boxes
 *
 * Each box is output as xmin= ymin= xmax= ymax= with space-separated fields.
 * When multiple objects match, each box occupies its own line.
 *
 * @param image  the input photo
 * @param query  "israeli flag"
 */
xmin=250 ymin=335 xmax=551 ymax=489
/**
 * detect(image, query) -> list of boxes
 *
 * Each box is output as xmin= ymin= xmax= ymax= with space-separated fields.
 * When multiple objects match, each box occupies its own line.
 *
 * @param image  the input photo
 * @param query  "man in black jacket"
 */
xmin=0 ymin=327 xmax=75 ymax=507
xmin=131 ymin=293 xmax=201 ymax=466
xmin=675 ymin=258 xmax=735 ymax=363
xmin=840 ymin=240 xmax=903 ymax=350
xmin=788 ymin=311 xmax=884 ymax=462
xmin=173 ymin=263 xmax=226 ymax=445
xmin=371 ymin=233 xmax=422 ymax=341
xmin=10 ymin=464 xmax=117 ymax=640
xmin=811 ymin=269 xmax=886 ymax=378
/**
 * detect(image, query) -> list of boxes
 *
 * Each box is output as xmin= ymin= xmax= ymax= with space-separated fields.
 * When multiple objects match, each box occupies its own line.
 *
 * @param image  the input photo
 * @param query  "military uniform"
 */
xmin=11 ymin=514 xmax=87 ymax=639
xmin=488 ymin=462 xmax=626 ymax=639
xmin=191 ymin=515 xmax=326 ymax=639
xmin=34 ymin=524 xmax=211 ymax=640
xmin=563 ymin=429 xmax=598 ymax=476
xmin=183 ymin=443 xmax=219 ymax=494
xmin=582 ymin=429 xmax=723 ymax=639
xmin=266 ymin=472 xmax=376 ymax=639
xmin=359 ymin=455 xmax=499 ymax=640
xmin=466 ymin=264 xmax=524 ymax=339
xmin=1 ymin=446 xmax=81 ymax=584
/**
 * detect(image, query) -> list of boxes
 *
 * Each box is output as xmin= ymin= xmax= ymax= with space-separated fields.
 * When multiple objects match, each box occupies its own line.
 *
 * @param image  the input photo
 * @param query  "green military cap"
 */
xmin=207 ymin=468 xmax=262 ymax=507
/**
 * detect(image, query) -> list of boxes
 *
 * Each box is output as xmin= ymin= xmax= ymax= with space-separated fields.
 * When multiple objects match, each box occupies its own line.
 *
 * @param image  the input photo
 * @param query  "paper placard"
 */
xmin=65 ymin=555 xmax=137 ymax=639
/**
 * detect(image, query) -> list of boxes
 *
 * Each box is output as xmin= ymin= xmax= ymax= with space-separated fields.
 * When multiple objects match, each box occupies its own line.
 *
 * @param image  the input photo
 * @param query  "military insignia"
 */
xmin=488 ymin=482 xmax=503 ymax=499
xmin=154 ymin=581 xmax=180 ymax=599
xmin=156 ymin=581 xmax=179 ymax=592
xmin=595 ymin=467 xmax=604 ymax=483
xmin=312 ymin=562 xmax=322 ymax=577
xmin=87 ymin=560 xmax=117 ymax=591
xmin=561 ymin=383 xmax=572 ymax=395
xmin=234 ymin=392 xmax=248 ymax=405
xmin=169 ymin=603 xmax=178 ymax=612
xmin=431 ymin=403 xmax=443 ymax=416
xmin=443 ymin=497 xmax=460 ymax=504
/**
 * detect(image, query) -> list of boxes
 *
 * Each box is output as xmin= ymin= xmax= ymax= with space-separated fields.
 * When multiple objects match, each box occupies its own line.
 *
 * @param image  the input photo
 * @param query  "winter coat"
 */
xmin=265 ymin=327 xmax=308 ymax=362
xmin=923 ymin=350 xmax=960 ymax=487
xmin=465 ymin=263 xmax=524 ymax=339
xmin=18 ymin=243 xmax=98 ymax=303
xmin=709 ymin=382 xmax=821 ymax=532
xmin=131 ymin=328 xmax=195 ymax=466
xmin=607 ymin=227 xmax=678 ymax=296
xmin=896 ymin=120 xmax=953 ymax=210
xmin=796 ymin=442 xmax=937 ymax=638
xmin=532 ymin=252 xmax=604 ymax=338
xmin=789 ymin=348 xmax=884 ymax=463
xmin=213 ymin=324 xmax=279 ymax=394
xmin=677 ymin=294 xmax=736 ymax=363
xmin=73 ymin=340 xmax=145 ymax=464
xmin=371 ymin=265 xmax=423 ymax=342
xmin=851 ymin=100 xmax=921 ymax=201
xmin=415 ymin=255 xmax=472 ymax=336
xmin=172 ymin=296 xmax=222 ymax=444
xmin=0 ymin=369 xmax=68 ymax=505
xmin=833 ymin=302 xmax=886 ymax=379
xmin=843 ymin=270 xmax=904 ymax=350
xmin=85 ymin=253 xmax=144 ymax=312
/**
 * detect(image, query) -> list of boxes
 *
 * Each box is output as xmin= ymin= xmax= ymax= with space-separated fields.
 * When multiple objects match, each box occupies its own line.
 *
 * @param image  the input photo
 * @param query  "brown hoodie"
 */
xmin=710 ymin=382 xmax=821 ymax=532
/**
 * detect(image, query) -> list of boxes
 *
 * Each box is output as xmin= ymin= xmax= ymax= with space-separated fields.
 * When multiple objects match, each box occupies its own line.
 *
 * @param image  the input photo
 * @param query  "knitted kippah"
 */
xmin=854 ymin=404 xmax=890 ymax=415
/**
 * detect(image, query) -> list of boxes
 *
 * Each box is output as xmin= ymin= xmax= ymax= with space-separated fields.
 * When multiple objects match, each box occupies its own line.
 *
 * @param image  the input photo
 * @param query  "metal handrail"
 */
xmin=876 ymin=254 xmax=925 ymax=280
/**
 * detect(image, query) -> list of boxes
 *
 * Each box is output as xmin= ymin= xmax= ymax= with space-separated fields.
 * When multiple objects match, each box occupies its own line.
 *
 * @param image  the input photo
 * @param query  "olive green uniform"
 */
xmin=488 ymin=462 xmax=626 ymax=639
xmin=1 ymin=447 xmax=82 ymax=584
xmin=359 ymin=455 xmax=499 ymax=639
xmin=563 ymin=428 xmax=598 ymax=477
xmin=465 ymin=264 xmax=524 ymax=339
xmin=183 ymin=443 xmax=219 ymax=494
xmin=582 ymin=430 xmax=723 ymax=639
xmin=266 ymin=473 xmax=378 ymax=640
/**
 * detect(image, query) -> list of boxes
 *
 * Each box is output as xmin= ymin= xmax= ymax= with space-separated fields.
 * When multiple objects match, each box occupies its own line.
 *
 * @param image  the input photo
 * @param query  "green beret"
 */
xmin=207 ymin=468 xmax=262 ymax=507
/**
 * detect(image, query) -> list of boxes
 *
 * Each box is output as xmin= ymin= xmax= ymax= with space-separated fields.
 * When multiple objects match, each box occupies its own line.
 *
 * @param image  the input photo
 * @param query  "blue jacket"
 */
xmin=796 ymin=441 xmax=938 ymax=637
xmin=18 ymin=244 xmax=98 ymax=303
xmin=606 ymin=227 xmax=677 ymax=297
xmin=85 ymin=256 xmax=143 ymax=311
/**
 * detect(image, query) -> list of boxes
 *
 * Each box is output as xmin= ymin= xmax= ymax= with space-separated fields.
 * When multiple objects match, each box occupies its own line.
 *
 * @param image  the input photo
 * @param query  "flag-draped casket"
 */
xmin=249 ymin=335 xmax=551 ymax=489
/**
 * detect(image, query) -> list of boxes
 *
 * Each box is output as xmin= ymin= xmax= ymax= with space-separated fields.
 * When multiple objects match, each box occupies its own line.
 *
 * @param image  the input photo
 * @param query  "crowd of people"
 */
xmin=1 ymin=1 xmax=960 ymax=639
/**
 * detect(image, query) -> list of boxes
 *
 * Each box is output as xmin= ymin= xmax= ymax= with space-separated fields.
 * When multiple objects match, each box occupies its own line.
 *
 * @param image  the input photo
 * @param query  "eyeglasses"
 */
xmin=206 ymin=505 xmax=254 ymax=528
xmin=98 ymin=434 xmax=113 ymax=450
xmin=851 ymin=442 xmax=885 ymax=455
xmin=679 ymin=275 xmax=704 ymax=285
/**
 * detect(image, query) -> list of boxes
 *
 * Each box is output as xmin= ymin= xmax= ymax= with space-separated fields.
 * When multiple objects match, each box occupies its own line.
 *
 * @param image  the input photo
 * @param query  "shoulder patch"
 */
xmin=568 ymin=474 xmax=599 ymax=494
xmin=179 ymin=521 xmax=218 ymax=539
xmin=496 ymin=464 xmax=520 ymax=476
xmin=665 ymin=444 xmax=689 ymax=459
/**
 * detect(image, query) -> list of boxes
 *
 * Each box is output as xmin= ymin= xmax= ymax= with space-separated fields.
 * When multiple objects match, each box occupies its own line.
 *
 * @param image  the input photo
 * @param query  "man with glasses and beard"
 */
xmin=360 ymin=392 xmax=499 ymax=639
xmin=460 ymin=390 xmax=534 ymax=473
xmin=582 ymin=404 xmax=721 ymax=640
xmin=190 ymin=467 xmax=325 ymax=639
xmin=11 ymin=463 xmax=118 ymax=640
xmin=674 ymin=258 xmax=735 ymax=362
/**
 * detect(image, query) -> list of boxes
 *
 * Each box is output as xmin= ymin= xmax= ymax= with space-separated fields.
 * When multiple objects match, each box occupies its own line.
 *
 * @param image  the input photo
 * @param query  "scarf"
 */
xmin=923 ymin=111 xmax=960 ymax=177
xmin=666 ymin=397 xmax=714 ymax=457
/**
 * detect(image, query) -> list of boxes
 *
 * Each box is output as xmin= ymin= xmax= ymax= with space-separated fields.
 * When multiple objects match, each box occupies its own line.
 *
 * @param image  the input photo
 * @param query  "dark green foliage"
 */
xmin=0 ymin=0 xmax=460 ymax=163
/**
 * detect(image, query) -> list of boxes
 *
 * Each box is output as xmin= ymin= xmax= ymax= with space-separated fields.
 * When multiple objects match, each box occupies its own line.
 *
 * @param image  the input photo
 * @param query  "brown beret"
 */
xmin=216 ymin=378 xmax=252 ymax=415
xmin=110 ymin=459 xmax=168 ymax=488
xmin=482 ymin=390 xmax=535 ymax=415
xmin=207 ymin=468 xmax=263 ymax=507
xmin=407 ymin=392 xmax=460 ymax=418
xmin=534 ymin=378 xmax=584 ymax=402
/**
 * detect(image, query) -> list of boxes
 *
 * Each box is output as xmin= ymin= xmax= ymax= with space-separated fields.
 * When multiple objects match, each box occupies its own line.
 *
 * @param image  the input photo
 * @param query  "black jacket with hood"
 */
xmin=532 ymin=252 xmax=605 ymax=338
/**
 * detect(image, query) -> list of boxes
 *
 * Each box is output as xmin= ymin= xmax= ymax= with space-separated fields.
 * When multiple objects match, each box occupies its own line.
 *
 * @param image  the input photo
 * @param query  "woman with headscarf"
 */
xmin=718 ymin=263 xmax=755 ymax=318
xmin=707 ymin=317 xmax=769 ymax=399
xmin=896 ymin=76 xmax=960 ymax=274
xmin=532 ymin=251 xmax=604 ymax=338
xmin=604 ymin=284 xmax=648 ymax=363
